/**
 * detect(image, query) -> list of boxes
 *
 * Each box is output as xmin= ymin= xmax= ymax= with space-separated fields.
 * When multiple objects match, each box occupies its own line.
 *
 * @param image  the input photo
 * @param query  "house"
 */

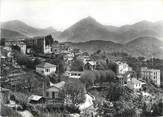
xmin=141 ymin=67 xmax=160 ymax=87
xmin=52 ymin=42 xmax=70 ymax=54
xmin=45 ymin=81 xmax=65 ymax=99
xmin=1 ymin=47 xmax=14 ymax=64
xmin=127 ymin=78 xmax=145 ymax=91
xmin=0 ymin=87 xmax=10 ymax=104
xmin=64 ymin=53 xmax=74 ymax=63
xmin=116 ymin=61 xmax=131 ymax=75
xmin=36 ymin=62 xmax=56 ymax=76
xmin=65 ymin=71 xmax=84 ymax=79
xmin=28 ymin=95 xmax=45 ymax=104
xmin=5 ymin=40 xmax=26 ymax=54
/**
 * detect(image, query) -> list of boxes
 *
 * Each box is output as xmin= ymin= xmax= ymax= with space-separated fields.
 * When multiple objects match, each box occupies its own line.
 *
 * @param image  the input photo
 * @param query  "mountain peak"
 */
xmin=2 ymin=20 xmax=27 ymax=26
xmin=80 ymin=16 xmax=97 ymax=24
xmin=85 ymin=16 xmax=95 ymax=20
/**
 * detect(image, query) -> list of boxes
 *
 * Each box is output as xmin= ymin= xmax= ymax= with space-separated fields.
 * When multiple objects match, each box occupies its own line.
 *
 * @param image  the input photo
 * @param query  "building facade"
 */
xmin=141 ymin=67 xmax=160 ymax=87
xmin=5 ymin=40 xmax=26 ymax=54
xmin=45 ymin=81 xmax=65 ymax=99
xmin=36 ymin=62 xmax=56 ymax=76
xmin=65 ymin=71 xmax=84 ymax=79
xmin=127 ymin=78 xmax=145 ymax=91
xmin=116 ymin=61 xmax=131 ymax=74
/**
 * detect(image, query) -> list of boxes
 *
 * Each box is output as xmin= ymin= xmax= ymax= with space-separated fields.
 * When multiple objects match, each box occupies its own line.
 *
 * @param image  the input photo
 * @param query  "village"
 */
xmin=0 ymin=34 xmax=163 ymax=117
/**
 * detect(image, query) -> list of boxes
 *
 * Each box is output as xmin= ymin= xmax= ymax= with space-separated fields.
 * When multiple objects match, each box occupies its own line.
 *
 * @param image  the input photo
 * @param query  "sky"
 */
xmin=0 ymin=0 xmax=163 ymax=31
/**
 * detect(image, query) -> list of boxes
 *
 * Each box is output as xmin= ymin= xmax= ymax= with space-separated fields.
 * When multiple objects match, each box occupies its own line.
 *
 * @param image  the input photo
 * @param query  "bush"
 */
xmin=0 ymin=104 xmax=23 ymax=117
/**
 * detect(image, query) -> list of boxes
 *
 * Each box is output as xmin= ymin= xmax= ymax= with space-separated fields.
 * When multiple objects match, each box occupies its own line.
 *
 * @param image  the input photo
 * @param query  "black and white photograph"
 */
xmin=0 ymin=0 xmax=163 ymax=117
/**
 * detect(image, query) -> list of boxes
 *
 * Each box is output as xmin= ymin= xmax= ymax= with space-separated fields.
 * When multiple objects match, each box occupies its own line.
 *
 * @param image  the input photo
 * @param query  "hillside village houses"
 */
xmin=52 ymin=41 xmax=71 ymax=54
xmin=5 ymin=39 xmax=26 ymax=54
xmin=65 ymin=71 xmax=84 ymax=79
xmin=36 ymin=62 xmax=56 ymax=76
xmin=45 ymin=81 xmax=65 ymax=99
xmin=141 ymin=67 xmax=161 ymax=87
xmin=116 ymin=61 xmax=132 ymax=75
xmin=127 ymin=78 xmax=146 ymax=91
xmin=28 ymin=95 xmax=45 ymax=104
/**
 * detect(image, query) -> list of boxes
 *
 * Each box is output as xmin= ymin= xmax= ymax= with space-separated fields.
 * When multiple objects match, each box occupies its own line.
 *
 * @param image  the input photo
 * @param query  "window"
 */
xmin=52 ymin=92 xmax=55 ymax=98
xmin=55 ymin=93 xmax=58 ymax=98
xmin=46 ymin=92 xmax=49 ymax=97
xmin=45 ymin=69 xmax=50 ymax=72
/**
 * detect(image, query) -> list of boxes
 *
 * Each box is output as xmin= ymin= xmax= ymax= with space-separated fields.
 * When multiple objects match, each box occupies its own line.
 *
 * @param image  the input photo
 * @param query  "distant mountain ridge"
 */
xmin=1 ymin=18 xmax=163 ymax=43
xmin=126 ymin=36 xmax=163 ymax=58
xmin=1 ymin=28 xmax=27 ymax=40
xmin=1 ymin=20 xmax=57 ymax=39
xmin=1 ymin=18 xmax=163 ymax=58
xmin=58 ymin=17 xmax=163 ymax=43
xmin=66 ymin=36 xmax=163 ymax=59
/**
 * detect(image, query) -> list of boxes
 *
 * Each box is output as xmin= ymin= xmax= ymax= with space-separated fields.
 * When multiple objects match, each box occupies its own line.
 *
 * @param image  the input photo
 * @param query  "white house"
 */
xmin=45 ymin=81 xmax=65 ymax=99
xmin=127 ymin=78 xmax=145 ymax=91
xmin=116 ymin=61 xmax=131 ymax=74
xmin=36 ymin=62 xmax=56 ymax=76
xmin=65 ymin=71 xmax=84 ymax=79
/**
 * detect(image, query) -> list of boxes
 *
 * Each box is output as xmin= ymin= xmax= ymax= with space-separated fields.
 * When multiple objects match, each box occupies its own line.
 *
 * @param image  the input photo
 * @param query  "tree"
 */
xmin=107 ymin=83 xmax=124 ymax=101
xmin=1 ymin=105 xmax=22 ymax=117
xmin=48 ymin=54 xmax=65 ymax=75
xmin=33 ymin=58 xmax=41 ymax=65
xmin=80 ymin=71 xmax=96 ymax=87
xmin=107 ymin=62 xmax=117 ymax=74
xmin=70 ymin=57 xmax=84 ymax=71
xmin=80 ymin=70 xmax=116 ymax=87
xmin=62 ymin=80 xmax=86 ymax=105
xmin=152 ymin=101 xmax=163 ymax=116
xmin=48 ymin=72 xmax=60 ymax=83
xmin=14 ymin=51 xmax=34 ymax=68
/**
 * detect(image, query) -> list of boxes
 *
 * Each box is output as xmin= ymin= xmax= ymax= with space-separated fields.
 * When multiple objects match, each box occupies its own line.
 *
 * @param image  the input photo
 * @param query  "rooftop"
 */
xmin=66 ymin=71 xmax=84 ymax=74
xmin=141 ymin=67 xmax=160 ymax=72
xmin=28 ymin=95 xmax=43 ymax=101
xmin=36 ymin=62 xmax=56 ymax=68
xmin=0 ymin=87 xmax=10 ymax=92
xmin=50 ymin=81 xmax=65 ymax=89
xmin=130 ymin=78 xmax=145 ymax=84
xmin=47 ymin=81 xmax=65 ymax=92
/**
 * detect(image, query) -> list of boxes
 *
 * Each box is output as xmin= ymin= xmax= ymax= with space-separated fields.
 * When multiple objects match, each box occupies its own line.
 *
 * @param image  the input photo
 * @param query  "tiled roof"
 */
xmin=28 ymin=95 xmax=43 ymax=101
xmin=50 ymin=81 xmax=65 ymax=89
xmin=47 ymin=81 xmax=65 ymax=92
xmin=131 ymin=78 xmax=144 ymax=84
xmin=36 ymin=62 xmax=56 ymax=68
